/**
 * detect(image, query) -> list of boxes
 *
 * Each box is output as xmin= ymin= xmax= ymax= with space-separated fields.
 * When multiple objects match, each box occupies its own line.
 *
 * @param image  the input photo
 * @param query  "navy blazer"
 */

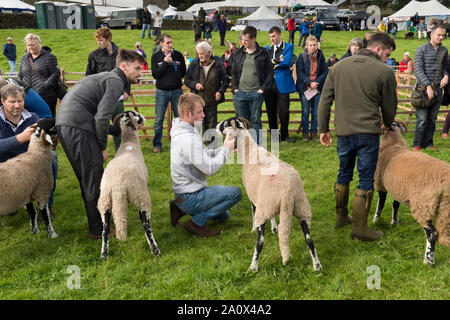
xmin=295 ymin=49 xmax=328 ymax=95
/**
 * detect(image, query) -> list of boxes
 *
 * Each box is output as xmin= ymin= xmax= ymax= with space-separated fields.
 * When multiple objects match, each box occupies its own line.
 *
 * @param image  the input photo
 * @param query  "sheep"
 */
xmin=217 ymin=117 xmax=322 ymax=272
xmin=97 ymin=111 xmax=160 ymax=260
xmin=373 ymin=120 xmax=450 ymax=265
xmin=0 ymin=118 xmax=58 ymax=239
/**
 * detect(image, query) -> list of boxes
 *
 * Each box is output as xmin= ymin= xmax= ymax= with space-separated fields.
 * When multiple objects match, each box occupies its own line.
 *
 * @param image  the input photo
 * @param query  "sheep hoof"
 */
xmin=249 ymin=264 xmax=258 ymax=272
xmin=48 ymin=231 xmax=58 ymax=239
xmin=423 ymin=257 xmax=435 ymax=265
xmin=313 ymin=263 xmax=323 ymax=272
xmin=151 ymin=248 xmax=161 ymax=256
xmin=100 ymin=253 xmax=108 ymax=260
xmin=372 ymin=214 xmax=380 ymax=224
xmin=390 ymin=219 xmax=398 ymax=226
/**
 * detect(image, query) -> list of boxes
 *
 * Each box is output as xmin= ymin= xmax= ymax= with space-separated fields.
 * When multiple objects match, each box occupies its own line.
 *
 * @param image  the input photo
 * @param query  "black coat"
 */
xmin=142 ymin=10 xmax=152 ymax=24
xmin=18 ymin=48 xmax=60 ymax=99
xmin=231 ymin=43 xmax=273 ymax=93
xmin=184 ymin=56 xmax=229 ymax=104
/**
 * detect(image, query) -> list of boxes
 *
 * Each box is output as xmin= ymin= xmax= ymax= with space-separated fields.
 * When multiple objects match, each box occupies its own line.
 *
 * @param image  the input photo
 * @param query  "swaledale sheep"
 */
xmin=98 ymin=111 xmax=160 ymax=260
xmin=374 ymin=120 xmax=450 ymax=265
xmin=0 ymin=118 xmax=58 ymax=238
xmin=217 ymin=117 xmax=321 ymax=272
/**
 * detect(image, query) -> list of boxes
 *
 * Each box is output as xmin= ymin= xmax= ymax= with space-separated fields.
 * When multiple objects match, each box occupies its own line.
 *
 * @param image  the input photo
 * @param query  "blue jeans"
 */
xmin=412 ymin=88 xmax=443 ymax=149
xmin=336 ymin=134 xmax=380 ymax=191
xmin=49 ymin=150 xmax=58 ymax=206
xmin=153 ymin=88 xmax=182 ymax=148
xmin=233 ymin=90 xmax=264 ymax=145
xmin=175 ymin=186 xmax=242 ymax=227
xmin=8 ymin=60 xmax=16 ymax=73
xmin=300 ymin=93 xmax=320 ymax=134
xmin=142 ymin=24 xmax=151 ymax=38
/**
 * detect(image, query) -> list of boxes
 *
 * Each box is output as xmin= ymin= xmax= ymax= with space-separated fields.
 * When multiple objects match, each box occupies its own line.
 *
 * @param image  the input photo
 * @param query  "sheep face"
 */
xmin=380 ymin=120 xmax=408 ymax=149
xmin=113 ymin=111 xmax=145 ymax=131
xmin=33 ymin=118 xmax=57 ymax=148
xmin=216 ymin=116 xmax=251 ymax=137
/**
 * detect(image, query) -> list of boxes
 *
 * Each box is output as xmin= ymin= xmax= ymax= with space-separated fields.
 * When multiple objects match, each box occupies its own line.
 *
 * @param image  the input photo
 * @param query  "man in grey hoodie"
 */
xmin=170 ymin=93 xmax=241 ymax=237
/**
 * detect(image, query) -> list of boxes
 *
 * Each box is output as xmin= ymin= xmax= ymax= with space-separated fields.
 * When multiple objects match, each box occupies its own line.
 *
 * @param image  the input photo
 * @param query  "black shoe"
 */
xmin=5 ymin=210 xmax=18 ymax=217
xmin=281 ymin=137 xmax=296 ymax=143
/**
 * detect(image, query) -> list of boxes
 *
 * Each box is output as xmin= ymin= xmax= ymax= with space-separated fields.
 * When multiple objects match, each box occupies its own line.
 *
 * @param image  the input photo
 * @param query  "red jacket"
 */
xmin=399 ymin=58 xmax=414 ymax=73
xmin=288 ymin=18 xmax=295 ymax=31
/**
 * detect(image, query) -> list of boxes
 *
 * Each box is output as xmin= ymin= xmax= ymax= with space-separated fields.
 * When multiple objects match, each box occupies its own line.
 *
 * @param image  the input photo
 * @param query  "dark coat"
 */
xmin=18 ymin=48 xmax=60 ymax=99
xmin=296 ymin=49 xmax=328 ymax=94
xmin=231 ymin=43 xmax=274 ymax=93
xmin=142 ymin=10 xmax=152 ymax=24
xmin=184 ymin=56 xmax=230 ymax=104
xmin=3 ymin=43 xmax=16 ymax=61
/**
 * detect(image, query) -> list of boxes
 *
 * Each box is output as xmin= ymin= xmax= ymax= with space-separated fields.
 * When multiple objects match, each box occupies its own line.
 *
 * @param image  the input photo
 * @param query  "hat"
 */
xmin=330 ymin=53 xmax=336 ymax=58
xmin=404 ymin=51 xmax=410 ymax=56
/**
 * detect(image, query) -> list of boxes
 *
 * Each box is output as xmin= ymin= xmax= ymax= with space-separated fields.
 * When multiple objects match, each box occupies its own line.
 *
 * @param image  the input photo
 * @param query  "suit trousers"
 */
xmin=57 ymin=125 xmax=104 ymax=235
xmin=264 ymin=82 xmax=291 ymax=140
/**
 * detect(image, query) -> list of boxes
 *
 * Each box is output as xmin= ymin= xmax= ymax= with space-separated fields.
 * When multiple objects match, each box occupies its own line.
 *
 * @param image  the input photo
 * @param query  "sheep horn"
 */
xmin=394 ymin=118 xmax=408 ymax=133
xmin=237 ymin=117 xmax=251 ymax=129
xmin=112 ymin=113 xmax=126 ymax=126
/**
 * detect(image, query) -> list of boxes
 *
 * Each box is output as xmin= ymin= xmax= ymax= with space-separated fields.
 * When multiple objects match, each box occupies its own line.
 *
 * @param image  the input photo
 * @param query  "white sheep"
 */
xmin=217 ymin=117 xmax=322 ymax=272
xmin=0 ymin=118 xmax=58 ymax=238
xmin=97 ymin=111 xmax=160 ymax=260
xmin=373 ymin=120 xmax=450 ymax=265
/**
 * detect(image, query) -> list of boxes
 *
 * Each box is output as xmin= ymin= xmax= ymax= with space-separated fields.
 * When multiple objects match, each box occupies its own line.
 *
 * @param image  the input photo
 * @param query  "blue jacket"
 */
xmin=0 ymin=108 xmax=39 ymax=163
xmin=3 ymin=43 xmax=16 ymax=61
xmin=265 ymin=42 xmax=296 ymax=94
xmin=295 ymin=49 xmax=328 ymax=94
xmin=299 ymin=21 xmax=310 ymax=35
xmin=312 ymin=22 xmax=323 ymax=38
xmin=218 ymin=20 xmax=227 ymax=33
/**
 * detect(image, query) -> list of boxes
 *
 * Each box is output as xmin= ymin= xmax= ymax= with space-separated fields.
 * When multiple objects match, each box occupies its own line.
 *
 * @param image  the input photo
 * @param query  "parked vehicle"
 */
xmin=284 ymin=11 xmax=305 ymax=27
xmin=163 ymin=11 xmax=194 ymax=20
xmin=317 ymin=9 xmax=340 ymax=30
xmin=101 ymin=8 xmax=143 ymax=30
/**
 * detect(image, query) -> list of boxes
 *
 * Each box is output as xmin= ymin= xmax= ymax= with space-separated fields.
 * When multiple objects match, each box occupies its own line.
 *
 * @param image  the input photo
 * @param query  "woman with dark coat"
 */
xmin=18 ymin=33 xmax=60 ymax=117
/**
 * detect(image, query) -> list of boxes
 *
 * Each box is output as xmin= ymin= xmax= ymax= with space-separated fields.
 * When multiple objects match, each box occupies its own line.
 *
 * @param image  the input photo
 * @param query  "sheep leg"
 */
xmin=270 ymin=217 xmax=278 ymax=235
xmin=38 ymin=202 xmax=58 ymax=238
xmin=250 ymin=222 xmax=266 ymax=272
xmin=251 ymin=203 xmax=256 ymax=230
xmin=423 ymin=220 xmax=436 ymax=265
xmin=391 ymin=200 xmax=400 ymax=226
xmin=26 ymin=202 xmax=39 ymax=235
xmin=373 ymin=191 xmax=387 ymax=223
xmin=100 ymin=210 xmax=111 ymax=260
xmin=139 ymin=210 xmax=160 ymax=256
xmin=299 ymin=219 xmax=322 ymax=272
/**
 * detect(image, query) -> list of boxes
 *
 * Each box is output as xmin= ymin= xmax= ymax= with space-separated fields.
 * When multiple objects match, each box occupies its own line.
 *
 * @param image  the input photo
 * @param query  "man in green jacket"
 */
xmin=318 ymin=32 xmax=397 ymax=241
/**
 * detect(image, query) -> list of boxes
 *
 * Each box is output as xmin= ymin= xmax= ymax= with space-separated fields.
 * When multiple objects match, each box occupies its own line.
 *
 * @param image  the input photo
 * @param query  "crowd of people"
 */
xmin=1 ymin=14 xmax=449 ymax=240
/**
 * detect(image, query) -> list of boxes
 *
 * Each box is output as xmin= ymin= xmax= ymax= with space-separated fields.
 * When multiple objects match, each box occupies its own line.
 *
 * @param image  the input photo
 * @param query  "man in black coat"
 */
xmin=185 ymin=41 xmax=229 ymax=137
xmin=56 ymin=49 xmax=145 ymax=239
xmin=141 ymin=7 xmax=152 ymax=39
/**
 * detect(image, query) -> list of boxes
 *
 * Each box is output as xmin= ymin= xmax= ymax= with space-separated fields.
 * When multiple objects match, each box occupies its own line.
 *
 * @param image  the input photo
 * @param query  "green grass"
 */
xmin=0 ymin=29 xmax=449 ymax=300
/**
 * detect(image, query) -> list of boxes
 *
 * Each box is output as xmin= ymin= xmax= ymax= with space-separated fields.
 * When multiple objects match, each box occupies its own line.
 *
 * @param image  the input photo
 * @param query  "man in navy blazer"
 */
xmin=264 ymin=26 xmax=297 ymax=142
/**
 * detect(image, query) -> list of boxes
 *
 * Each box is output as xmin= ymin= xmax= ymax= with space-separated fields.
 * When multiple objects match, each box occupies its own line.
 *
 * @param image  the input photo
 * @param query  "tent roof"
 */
xmin=238 ymin=6 xmax=283 ymax=21
xmin=0 ymin=0 xmax=35 ymax=10
xmin=297 ymin=0 xmax=334 ymax=7
xmin=389 ymin=0 xmax=450 ymax=19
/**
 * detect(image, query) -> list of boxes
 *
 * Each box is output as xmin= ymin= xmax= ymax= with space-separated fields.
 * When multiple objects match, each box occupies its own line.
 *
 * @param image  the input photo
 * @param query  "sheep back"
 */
xmin=0 ymin=145 xmax=53 ymax=215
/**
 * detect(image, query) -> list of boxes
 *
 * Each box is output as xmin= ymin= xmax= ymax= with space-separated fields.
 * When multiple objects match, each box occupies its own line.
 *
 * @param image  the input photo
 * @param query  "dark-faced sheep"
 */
xmin=97 ymin=111 xmax=160 ymax=260
xmin=217 ymin=117 xmax=322 ymax=272
xmin=374 ymin=120 xmax=450 ymax=265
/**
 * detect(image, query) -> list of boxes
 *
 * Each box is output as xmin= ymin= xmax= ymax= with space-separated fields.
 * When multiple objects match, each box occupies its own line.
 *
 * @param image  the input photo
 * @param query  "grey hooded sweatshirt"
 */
xmin=170 ymin=118 xmax=231 ymax=194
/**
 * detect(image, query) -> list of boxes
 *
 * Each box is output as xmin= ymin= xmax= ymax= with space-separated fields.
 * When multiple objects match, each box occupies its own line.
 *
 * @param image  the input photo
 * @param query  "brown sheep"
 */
xmin=374 ymin=120 xmax=450 ymax=265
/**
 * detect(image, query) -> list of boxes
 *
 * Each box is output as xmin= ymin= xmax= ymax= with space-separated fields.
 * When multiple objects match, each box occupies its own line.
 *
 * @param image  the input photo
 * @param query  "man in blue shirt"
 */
xmin=298 ymin=18 xmax=310 ymax=49
xmin=2 ymin=37 xmax=16 ymax=73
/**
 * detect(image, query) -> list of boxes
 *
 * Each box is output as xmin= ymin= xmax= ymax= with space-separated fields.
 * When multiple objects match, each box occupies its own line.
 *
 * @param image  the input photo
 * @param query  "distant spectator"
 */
xmin=427 ymin=19 xmax=436 ymax=40
xmin=184 ymin=51 xmax=193 ymax=67
xmin=222 ymin=41 xmax=236 ymax=69
xmin=3 ymin=37 xmax=16 ymax=73
xmin=141 ymin=7 xmax=152 ymax=39
xmin=362 ymin=32 xmax=371 ymax=48
xmin=327 ymin=53 xmax=339 ymax=68
xmin=202 ymin=20 xmax=213 ymax=42
xmin=388 ymin=19 xmax=398 ymax=39
xmin=152 ymin=36 xmax=162 ymax=55
xmin=417 ymin=19 xmax=427 ymax=40
xmin=312 ymin=17 xmax=324 ymax=48
xmin=218 ymin=15 xmax=227 ymax=46
xmin=192 ymin=17 xmax=202 ymax=43
xmin=298 ymin=18 xmax=310 ymax=49
xmin=213 ymin=10 xmax=220 ymax=32
xmin=378 ymin=20 xmax=387 ymax=32
xmin=399 ymin=51 xmax=414 ymax=73
xmin=411 ymin=12 xmax=420 ymax=26
xmin=153 ymin=11 xmax=162 ymax=38
xmin=341 ymin=37 xmax=363 ymax=60
xmin=135 ymin=41 xmax=149 ymax=71
xmin=288 ymin=14 xmax=296 ymax=44
xmin=198 ymin=7 xmax=206 ymax=23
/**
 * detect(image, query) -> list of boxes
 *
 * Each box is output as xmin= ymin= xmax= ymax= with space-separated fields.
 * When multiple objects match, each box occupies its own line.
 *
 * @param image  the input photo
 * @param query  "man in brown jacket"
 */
xmin=318 ymin=32 xmax=397 ymax=241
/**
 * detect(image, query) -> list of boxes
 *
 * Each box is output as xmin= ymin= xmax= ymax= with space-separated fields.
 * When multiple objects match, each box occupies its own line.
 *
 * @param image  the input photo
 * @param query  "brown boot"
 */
xmin=351 ymin=189 xmax=383 ymax=241
xmin=309 ymin=132 xmax=319 ymax=141
xmin=170 ymin=200 xmax=185 ymax=227
xmin=184 ymin=219 xmax=221 ymax=238
xmin=334 ymin=183 xmax=352 ymax=229
xmin=302 ymin=133 xmax=309 ymax=142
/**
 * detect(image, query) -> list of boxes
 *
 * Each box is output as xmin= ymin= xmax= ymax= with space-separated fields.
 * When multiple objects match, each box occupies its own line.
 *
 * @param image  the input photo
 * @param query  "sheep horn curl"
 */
xmin=393 ymin=118 xmax=408 ymax=133
xmin=112 ymin=113 xmax=126 ymax=127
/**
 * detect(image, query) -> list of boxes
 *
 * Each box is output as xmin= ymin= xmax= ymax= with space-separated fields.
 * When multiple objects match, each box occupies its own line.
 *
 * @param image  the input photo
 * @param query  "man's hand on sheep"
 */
xmin=320 ymin=132 xmax=333 ymax=147
xmin=223 ymin=132 xmax=236 ymax=152
xmin=102 ymin=149 xmax=108 ymax=162
xmin=16 ymin=126 xmax=35 ymax=144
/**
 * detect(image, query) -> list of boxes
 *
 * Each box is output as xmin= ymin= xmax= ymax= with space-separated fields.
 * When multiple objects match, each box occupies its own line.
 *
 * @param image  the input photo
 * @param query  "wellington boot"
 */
xmin=351 ymin=189 xmax=383 ymax=241
xmin=334 ymin=183 xmax=352 ymax=229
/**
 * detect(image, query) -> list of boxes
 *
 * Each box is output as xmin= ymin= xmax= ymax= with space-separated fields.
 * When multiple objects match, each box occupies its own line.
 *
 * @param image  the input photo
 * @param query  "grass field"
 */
xmin=0 ymin=29 xmax=449 ymax=300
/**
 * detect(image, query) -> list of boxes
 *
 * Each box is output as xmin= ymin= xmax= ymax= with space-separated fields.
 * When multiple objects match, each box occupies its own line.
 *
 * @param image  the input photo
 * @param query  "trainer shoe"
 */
xmin=412 ymin=146 xmax=421 ymax=151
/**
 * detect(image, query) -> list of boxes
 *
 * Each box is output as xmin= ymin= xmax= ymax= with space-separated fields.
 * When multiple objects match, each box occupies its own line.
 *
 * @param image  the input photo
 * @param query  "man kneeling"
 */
xmin=170 ymin=93 xmax=241 ymax=237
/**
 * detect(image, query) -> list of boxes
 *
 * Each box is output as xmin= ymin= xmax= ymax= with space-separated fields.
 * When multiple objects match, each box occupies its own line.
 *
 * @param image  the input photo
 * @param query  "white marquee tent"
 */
xmin=237 ymin=5 xmax=283 ymax=30
xmin=388 ymin=0 xmax=450 ymax=30
xmin=0 ymin=0 xmax=35 ymax=13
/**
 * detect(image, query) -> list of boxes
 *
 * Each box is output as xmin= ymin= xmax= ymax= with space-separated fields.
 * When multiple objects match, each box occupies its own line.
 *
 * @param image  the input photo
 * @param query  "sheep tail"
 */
xmin=278 ymin=201 xmax=294 ymax=265
xmin=435 ymin=191 xmax=450 ymax=247
xmin=111 ymin=188 xmax=129 ymax=241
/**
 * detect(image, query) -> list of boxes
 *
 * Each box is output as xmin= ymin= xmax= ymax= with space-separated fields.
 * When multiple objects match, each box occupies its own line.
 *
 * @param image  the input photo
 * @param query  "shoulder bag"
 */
xmin=29 ymin=56 xmax=68 ymax=100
